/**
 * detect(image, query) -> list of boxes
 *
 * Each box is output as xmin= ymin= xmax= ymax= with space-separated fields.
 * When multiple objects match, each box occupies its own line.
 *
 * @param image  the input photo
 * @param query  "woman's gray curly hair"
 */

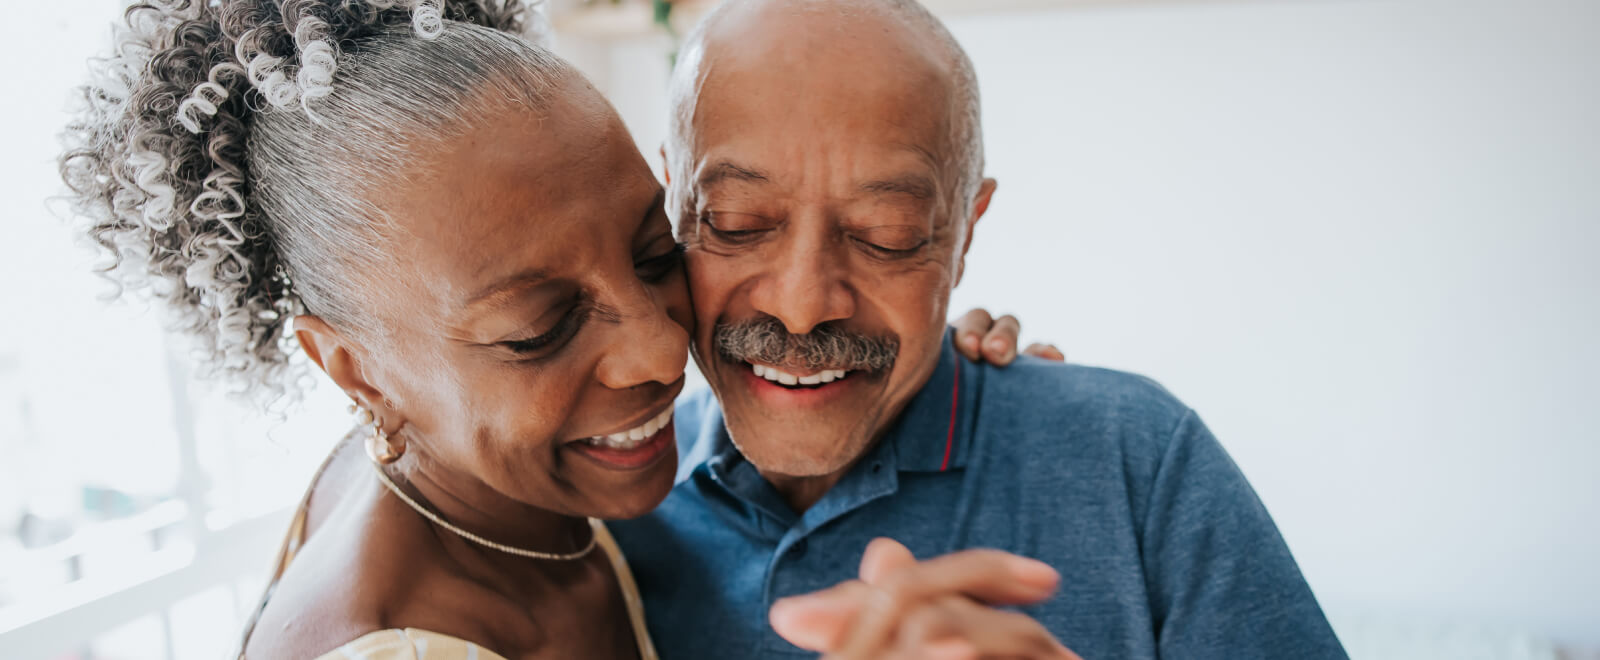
xmin=60 ymin=0 xmax=571 ymax=407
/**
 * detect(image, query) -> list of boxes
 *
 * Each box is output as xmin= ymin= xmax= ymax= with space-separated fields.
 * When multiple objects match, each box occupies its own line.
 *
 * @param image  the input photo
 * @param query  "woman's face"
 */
xmin=352 ymin=78 xmax=692 ymax=520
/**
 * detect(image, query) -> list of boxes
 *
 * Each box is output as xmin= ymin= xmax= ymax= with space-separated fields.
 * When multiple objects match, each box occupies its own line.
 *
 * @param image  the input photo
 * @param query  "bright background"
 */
xmin=2 ymin=0 xmax=1596 ymax=658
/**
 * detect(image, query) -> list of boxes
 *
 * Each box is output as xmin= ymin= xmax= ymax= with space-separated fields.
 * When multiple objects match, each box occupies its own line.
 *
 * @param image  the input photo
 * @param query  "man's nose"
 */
xmin=748 ymin=224 xmax=855 ymax=335
xmin=594 ymin=285 xmax=690 ymax=391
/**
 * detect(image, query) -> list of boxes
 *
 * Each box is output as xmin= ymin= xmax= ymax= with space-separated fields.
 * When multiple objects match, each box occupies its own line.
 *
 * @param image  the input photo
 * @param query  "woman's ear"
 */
xmin=294 ymin=315 xmax=385 ymax=407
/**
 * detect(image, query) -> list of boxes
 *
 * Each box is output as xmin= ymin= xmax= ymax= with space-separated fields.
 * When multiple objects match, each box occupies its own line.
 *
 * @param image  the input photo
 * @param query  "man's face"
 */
xmin=674 ymin=10 xmax=994 ymax=486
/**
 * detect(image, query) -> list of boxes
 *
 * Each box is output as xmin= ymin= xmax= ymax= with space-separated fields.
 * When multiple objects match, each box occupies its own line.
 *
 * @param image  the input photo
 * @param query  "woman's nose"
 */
xmin=593 ymin=287 xmax=690 ymax=391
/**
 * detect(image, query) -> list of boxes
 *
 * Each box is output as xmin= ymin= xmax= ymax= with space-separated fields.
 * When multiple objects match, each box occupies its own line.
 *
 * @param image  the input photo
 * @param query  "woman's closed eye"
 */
xmin=499 ymin=303 xmax=592 ymax=359
xmin=636 ymin=242 xmax=686 ymax=283
xmin=494 ymin=239 xmax=678 ymax=360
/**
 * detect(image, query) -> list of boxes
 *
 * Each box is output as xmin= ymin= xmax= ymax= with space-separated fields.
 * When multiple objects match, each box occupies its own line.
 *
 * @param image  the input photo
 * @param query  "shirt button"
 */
xmin=790 ymin=539 xmax=809 ymax=559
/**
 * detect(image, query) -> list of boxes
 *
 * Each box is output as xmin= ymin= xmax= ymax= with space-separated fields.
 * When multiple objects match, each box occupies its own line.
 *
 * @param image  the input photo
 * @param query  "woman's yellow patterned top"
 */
xmin=319 ymin=628 xmax=506 ymax=659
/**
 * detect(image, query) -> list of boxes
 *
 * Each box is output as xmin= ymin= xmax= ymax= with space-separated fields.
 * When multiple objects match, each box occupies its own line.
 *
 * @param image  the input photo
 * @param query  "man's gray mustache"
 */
xmin=713 ymin=317 xmax=899 ymax=373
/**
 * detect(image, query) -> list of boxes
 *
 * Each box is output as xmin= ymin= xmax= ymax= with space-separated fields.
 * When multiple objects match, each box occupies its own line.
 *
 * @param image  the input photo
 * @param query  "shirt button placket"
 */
xmin=763 ymin=531 xmax=819 ymax=654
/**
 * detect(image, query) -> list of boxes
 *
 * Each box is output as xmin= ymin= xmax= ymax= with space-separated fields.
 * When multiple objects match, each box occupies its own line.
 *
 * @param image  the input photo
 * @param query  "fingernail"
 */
xmin=1015 ymin=558 xmax=1060 ymax=587
xmin=768 ymin=598 xmax=832 ymax=651
xmin=988 ymin=338 xmax=1007 ymax=352
xmin=963 ymin=334 xmax=980 ymax=350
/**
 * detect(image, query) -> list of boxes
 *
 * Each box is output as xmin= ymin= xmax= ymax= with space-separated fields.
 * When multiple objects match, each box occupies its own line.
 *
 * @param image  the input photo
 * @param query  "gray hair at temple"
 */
xmin=58 ymin=0 xmax=566 ymax=407
xmin=663 ymin=0 xmax=986 ymax=221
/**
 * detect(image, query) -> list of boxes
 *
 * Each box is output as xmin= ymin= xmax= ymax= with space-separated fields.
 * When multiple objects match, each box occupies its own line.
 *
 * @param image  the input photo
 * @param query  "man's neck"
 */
xmin=763 ymin=469 xmax=849 ymax=514
xmin=759 ymin=439 xmax=888 ymax=513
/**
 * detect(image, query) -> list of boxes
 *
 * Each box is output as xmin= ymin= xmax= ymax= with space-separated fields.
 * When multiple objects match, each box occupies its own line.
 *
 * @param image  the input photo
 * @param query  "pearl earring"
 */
xmin=352 ymin=403 xmax=402 ymax=464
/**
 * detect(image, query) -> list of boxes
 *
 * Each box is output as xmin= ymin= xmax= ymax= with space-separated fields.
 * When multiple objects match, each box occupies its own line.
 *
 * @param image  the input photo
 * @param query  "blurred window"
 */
xmin=0 ymin=4 xmax=342 ymax=658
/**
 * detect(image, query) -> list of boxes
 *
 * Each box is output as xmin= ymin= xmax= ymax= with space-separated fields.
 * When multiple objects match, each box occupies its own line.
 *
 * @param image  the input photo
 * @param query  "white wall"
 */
xmin=562 ymin=0 xmax=1600 ymax=647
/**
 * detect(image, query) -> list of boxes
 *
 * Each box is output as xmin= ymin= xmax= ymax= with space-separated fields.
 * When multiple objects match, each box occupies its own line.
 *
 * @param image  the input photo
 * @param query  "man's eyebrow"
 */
xmin=860 ymin=174 xmax=937 ymax=201
xmin=699 ymin=161 xmax=771 ymax=187
xmin=466 ymin=268 xmax=551 ymax=310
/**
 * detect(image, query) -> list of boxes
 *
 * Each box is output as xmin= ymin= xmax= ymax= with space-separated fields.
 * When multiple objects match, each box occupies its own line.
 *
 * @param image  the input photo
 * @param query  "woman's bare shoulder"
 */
xmin=242 ymin=440 xmax=399 ymax=657
xmin=242 ymin=435 xmax=525 ymax=658
xmin=301 ymin=428 xmax=368 ymax=535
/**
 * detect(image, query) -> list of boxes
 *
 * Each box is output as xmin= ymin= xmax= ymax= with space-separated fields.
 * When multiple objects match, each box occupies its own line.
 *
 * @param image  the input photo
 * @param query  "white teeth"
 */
xmin=750 ymin=363 xmax=851 ymax=387
xmin=589 ymin=407 xmax=673 ymax=450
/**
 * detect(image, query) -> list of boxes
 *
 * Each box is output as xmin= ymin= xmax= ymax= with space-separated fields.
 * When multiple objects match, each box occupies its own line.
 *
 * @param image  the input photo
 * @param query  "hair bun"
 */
xmin=60 ymin=0 xmax=547 ymax=407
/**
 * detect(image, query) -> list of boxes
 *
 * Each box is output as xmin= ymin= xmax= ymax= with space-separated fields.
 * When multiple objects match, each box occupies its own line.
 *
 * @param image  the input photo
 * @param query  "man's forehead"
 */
xmin=697 ymin=3 xmax=950 ymax=93
xmin=673 ymin=0 xmax=971 ymax=209
xmin=691 ymin=2 xmax=955 ymax=131
xmin=690 ymin=51 xmax=953 ymax=178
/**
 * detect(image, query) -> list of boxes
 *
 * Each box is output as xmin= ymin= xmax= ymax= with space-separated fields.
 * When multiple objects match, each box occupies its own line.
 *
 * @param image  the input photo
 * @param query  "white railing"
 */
xmin=1 ymin=340 xmax=296 ymax=660
xmin=0 ymin=506 xmax=291 ymax=660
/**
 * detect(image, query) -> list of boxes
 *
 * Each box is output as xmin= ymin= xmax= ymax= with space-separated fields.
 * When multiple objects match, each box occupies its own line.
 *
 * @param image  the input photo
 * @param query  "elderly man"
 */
xmin=611 ymin=1 xmax=1348 ymax=658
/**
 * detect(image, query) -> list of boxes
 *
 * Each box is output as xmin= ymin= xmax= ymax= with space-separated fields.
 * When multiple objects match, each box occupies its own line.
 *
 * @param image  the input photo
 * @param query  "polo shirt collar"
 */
xmin=883 ymin=329 xmax=976 ymax=473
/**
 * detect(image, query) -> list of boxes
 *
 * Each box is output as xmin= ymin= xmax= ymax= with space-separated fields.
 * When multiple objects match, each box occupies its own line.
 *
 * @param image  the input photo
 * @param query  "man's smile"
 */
xmin=750 ymin=362 xmax=852 ymax=387
xmin=731 ymin=358 xmax=878 ymax=410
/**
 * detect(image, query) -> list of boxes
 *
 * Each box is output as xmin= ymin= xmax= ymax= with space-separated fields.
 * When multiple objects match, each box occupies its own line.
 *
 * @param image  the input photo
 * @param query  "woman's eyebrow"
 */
xmin=465 ymin=268 xmax=552 ymax=310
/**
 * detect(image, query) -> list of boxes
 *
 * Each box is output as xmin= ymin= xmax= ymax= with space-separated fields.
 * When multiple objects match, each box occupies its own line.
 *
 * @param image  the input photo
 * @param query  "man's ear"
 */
xmin=660 ymin=144 xmax=671 ymax=186
xmin=294 ymin=315 xmax=387 ymax=410
xmin=954 ymin=177 xmax=999 ymax=287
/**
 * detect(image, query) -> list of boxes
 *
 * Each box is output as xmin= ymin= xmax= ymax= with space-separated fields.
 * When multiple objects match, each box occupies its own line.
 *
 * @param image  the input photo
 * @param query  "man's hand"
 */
xmin=769 ymin=538 xmax=1083 ymax=660
xmin=951 ymin=308 xmax=1066 ymax=366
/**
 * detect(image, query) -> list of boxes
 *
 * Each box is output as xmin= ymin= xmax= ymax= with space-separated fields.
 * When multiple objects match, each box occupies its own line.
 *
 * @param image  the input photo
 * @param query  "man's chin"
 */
xmin=710 ymin=359 xmax=889 ymax=479
xmin=723 ymin=416 xmax=864 ymax=474
xmin=729 ymin=437 xmax=863 ymax=482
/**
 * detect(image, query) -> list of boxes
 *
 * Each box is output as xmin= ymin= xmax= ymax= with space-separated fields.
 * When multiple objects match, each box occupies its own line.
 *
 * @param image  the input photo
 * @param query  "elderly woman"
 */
xmin=59 ymin=1 xmax=1044 ymax=658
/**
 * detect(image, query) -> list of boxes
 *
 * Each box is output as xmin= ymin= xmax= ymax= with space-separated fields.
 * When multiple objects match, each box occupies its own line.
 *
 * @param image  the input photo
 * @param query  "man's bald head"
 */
xmin=666 ymin=0 xmax=985 ymax=218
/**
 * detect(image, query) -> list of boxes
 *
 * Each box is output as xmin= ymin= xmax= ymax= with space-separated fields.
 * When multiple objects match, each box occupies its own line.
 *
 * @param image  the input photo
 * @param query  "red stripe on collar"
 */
xmin=940 ymin=357 xmax=961 ymax=472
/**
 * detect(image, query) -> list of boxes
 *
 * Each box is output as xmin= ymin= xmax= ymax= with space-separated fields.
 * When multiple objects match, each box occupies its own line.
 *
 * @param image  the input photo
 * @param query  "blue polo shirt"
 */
xmin=610 ymin=334 xmax=1346 ymax=659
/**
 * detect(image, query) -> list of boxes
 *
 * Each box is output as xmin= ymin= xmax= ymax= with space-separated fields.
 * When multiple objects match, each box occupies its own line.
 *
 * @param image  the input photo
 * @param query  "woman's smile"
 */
xmin=568 ymin=391 xmax=682 ymax=471
xmin=571 ymin=411 xmax=677 ymax=471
